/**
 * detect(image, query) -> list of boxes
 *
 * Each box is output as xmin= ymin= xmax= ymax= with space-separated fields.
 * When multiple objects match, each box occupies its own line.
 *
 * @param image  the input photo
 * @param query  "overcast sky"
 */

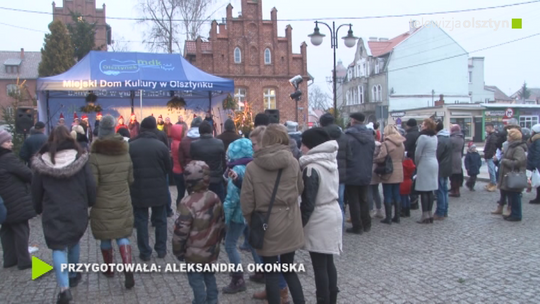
xmin=1 ymin=0 xmax=539 ymax=97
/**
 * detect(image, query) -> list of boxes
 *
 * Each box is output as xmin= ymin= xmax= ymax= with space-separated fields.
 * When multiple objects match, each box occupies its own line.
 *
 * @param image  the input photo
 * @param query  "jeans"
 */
xmin=241 ymin=225 xmax=249 ymax=247
xmin=209 ymin=182 xmax=225 ymax=204
xmin=382 ymin=183 xmax=400 ymax=204
xmin=346 ymin=185 xmax=371 ymax=231
xmin=507 ymin=191 xmax=522 ymax=219
xmin=100 ymin=238 xmax=130 ymax=250
xmin=435 ymin=177 xmax=449 ymax=216
xmin=134 ymin=205 xmax=167 ymax=258
xmin=187 ymin=272 xmax=218 ymax=304
xmin=173 ymin=173 xmax=186 ymax=205
xmin=401 ymin=195 xmax=410 ymax=208
xmin=261 ymin=252 xmax=305 ymax=304
xmin=368 ymin=184 xmax=382 ymax=210
xmin=486 ymin=159 xmax=497 ymax=184
xmin=309 ymin=252 xmax=338 ymax=303
xmin=338 ymin=184 xmax=345 ymax=228
xmin=225 ymin=222 xmax=261 ymax=267
xmin=52 ymin=243 xmax=80 ymax=288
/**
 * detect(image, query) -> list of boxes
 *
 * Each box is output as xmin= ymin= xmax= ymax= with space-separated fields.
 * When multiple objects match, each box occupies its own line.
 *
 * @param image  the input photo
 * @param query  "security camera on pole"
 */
xmin=289 ymin=75 xmax=303 ymax=122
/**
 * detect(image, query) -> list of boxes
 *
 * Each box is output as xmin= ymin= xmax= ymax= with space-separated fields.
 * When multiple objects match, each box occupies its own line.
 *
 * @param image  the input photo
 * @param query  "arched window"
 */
xmin=372 ymin=86 xmax=377 ymax=102
xmin=264 ymin=48 xmax=271 ymax=64
xmin=358 ymin=86 xmax=363 ymax=104
xmin=377 ymin=85 xmax=382 ymax=102
xmin=234 ymin=47 xmax=242 ymax=63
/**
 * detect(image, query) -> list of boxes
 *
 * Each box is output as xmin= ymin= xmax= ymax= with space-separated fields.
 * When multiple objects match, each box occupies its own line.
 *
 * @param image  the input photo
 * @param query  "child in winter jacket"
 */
xmin=400 ymin=155 xmax=416 ymax=217
xmin=465 ymin=144 xmax=482 ymax=191
xmin=173 ymin=160 xmax=224 ymax=304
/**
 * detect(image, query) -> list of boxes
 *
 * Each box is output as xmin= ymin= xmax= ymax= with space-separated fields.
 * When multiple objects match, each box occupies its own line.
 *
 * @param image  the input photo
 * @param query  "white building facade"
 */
xmin=468 ymin=57 xmax=495 ymax=103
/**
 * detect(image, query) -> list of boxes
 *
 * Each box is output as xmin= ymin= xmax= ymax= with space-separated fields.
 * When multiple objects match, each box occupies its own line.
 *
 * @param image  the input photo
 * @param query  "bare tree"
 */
xmin=178 ymin=0 xmax=214 ymax=41
xmin=138 ymin=0 xmax=183 ymax=53
xmin=309 ymin=85 xmax=331 ymax=110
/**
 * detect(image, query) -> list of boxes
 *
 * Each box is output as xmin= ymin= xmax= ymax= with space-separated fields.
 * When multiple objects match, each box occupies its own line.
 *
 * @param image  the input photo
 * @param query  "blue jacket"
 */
xmin=465 ymin=151 xmax=482 ymax=176
xmin=223 ymin=138 xmax=253 ymax=225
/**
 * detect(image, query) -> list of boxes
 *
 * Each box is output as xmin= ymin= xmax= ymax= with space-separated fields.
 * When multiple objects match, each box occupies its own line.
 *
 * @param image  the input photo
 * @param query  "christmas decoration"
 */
xmin=85 ymin=92 xmax=98 ymax=104
xmin=80 ymin=104 xmax=103 ymax=113
xmin=222 ymin=94 xmax=237 ymax=110
xmin=232 ymin=101 xmax=254 ymax=135
xmin=167 ymin=96 xmax=186 ymax=113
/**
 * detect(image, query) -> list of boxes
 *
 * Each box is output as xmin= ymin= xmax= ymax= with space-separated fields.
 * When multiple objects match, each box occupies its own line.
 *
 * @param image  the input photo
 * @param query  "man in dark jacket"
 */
xmin=93 ymin=112 xmax=102 ymax=137
xmin=484 ymin=123 xmax=499 ymax=191
xmin=434 ymin=121 xmax=453 ymax=220
xmin=190 ymin=121 xmax=226 ymax=203
xmin=285 ymin=121 xmax=302 ymax=150
xmin=344 ymin=112 xmax=375 ymax=234
xmin=19 ymin=121 xmax=47 ymax=167
xmin=320 ymin=113 xmax=349 ymax=227
xmin=129 ymin=116 xmax=171 ymax=260
xmin=217 ymin=119 xmax=241 ymax=152
xmin=404 ymin=119 xmax=420 ymax=162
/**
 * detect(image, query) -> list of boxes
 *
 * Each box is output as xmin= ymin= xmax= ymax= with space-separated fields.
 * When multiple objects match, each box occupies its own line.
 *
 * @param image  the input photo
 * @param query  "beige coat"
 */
xmin=374 ymin=134 xmax=405 ymax=184
xmin=241 ymin=144 xmax=304 ymax=257
xmin=498 ymin=141 xmax=527 ymax=192
xmin=370 ymin=141 xmax=382 ymax=185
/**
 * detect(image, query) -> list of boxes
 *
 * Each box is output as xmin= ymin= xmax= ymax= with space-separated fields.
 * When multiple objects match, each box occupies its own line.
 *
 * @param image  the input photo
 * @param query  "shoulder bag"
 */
xmin=375 ymin=142 xmax=394 ymax=175
xmin=505 ymin=163 xmax=527 ymax=189
xmin=249 ymin=169 xmax=283 ymax=250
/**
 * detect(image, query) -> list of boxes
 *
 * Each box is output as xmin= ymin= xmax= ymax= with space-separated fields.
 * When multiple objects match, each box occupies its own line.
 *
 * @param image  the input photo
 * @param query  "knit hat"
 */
xmin=34 ymin=121 xmax=46 ymax=130
xmin=507 ymin=128 xmax=522 ymax=142
xmin=285 ymin=121 xmax=298 ymax=133
xmin=406 ymin=118 xmax=417 ymax=127
xmin=184 ymin=160 xmax=210 ymax=193
xmin=532 ymin=124 xmax=540 ymax=134
xmin=301 ymin=127 xmax=331 ymax=149
xmin=191 ymin=117 xmax=203 ymax=128
xmin=117 ymin=127 xmax=130 ymax=138
xmin=0 ymin=129 xmax=12 ymax=146
xmin=141 ymin=116 xmax=157 ymax=130
xmin=254 ymin=113 xmax=270 ymax=127
xmin=99 ymin=114 xmax=116 ymax=138
xmin=451 ymin=124 xmax=461 ymax=132
xmin=468 ymin=144 xmax=477 ymax=152
xmin=224 ymin=119 xmax=235 ymax=131
xmin=319 ymin=113 xmax=335 ymax=127
xmin=349 ymin=112 xmax=365 ymax=123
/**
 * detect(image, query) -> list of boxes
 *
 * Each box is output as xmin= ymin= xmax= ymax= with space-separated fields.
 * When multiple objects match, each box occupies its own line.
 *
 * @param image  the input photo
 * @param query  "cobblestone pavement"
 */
xmin=2 ymin=181 xmax=540 ymax=303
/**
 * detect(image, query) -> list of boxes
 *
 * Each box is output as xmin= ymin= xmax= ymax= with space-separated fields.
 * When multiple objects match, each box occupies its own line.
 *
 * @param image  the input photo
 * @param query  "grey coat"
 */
xmin=450 ymin=131 xmax=465 ymax=174
xmin=414 ymin=131 xmax=439 ymax=191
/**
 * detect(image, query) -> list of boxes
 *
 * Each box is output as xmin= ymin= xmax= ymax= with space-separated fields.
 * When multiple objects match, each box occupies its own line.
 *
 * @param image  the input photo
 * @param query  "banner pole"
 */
xmin=140 ymin=89 xmax=143 ymax=118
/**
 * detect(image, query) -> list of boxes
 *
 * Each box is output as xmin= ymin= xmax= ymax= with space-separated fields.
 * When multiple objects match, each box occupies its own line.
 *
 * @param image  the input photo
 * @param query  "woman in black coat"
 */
xmin=0 ymin=130 xmax=36 ymax=270
xmin=527 ymin=124 xmax=540 ymax=204
xmin=31 ymin=126 xmax=96 ymax=304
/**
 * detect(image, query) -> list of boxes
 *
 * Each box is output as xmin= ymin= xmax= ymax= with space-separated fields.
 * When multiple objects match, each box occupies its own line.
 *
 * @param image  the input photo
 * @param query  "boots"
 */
xmin=392 ymin=201 xmax=401 ymax=223
xmin=249 ymin=272 xmax=265 ymax=284
xmin=56 ymin=289 xmax=73 ymax=304
xmin=417 ymin=193 xmax=432 ymax=224
xmin=400 ymin=207 xmax=410 ymax=217
xmin=502 ymin=205 xmax=511 ymax=217
xmin=253 ymin=289 xmax=266 ymax=300
xmin=330 ymin=288 xmax=339 ymax=304
xmin=222 ymin=273 xmax=246 ymax=294
xmin=375 ymin=209 xmax=384 ymax=218
xmin=380 ymin=203 xmax=392 ymax=224
xmin=100 ymin=248 xmax=114 ymax=277
xmin=486 ymin=183 xmax=497 ymax=192
xmin=119 ymin=245 xmax=135 ymax=289
xmin=491 ymin=205 xmax=503 ymax=215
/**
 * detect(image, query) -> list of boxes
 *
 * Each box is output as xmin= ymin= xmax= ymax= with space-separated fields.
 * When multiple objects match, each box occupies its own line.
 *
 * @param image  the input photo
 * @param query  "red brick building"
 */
xmin=52 ymin=0 xmax=110 ymax=50
xmin=184 ymin=0 xmax=310 ymax=125
xmin=0 ymin=49 xmax=40 ymax=122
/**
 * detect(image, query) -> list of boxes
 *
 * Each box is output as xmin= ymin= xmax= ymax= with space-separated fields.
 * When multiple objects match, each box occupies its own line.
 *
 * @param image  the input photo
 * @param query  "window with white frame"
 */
xmin=6 ymin=84 xmax=19 ymax=96
xmin=347 ymin=68 xmax=353 ymax=80
xmin=519 ymin=115 xmax=539 ymax=129
xmin=358 ymin=86 xmax=363 ymax=104
xmin=353 ymin=88 xmax=358 ymax=104
xmin=468 ymin=71 xmax=472 ymax=83
xmin=234 ymin=88 xmax=246 ymax=111
xmin=263 ymin=88 xmax=276 ymax=109
xmin=377 ymin=85 xmax=382 ymax=102
xmin=363 ymin=63 xmax=366 ymax=77
xmin=234 ymin=47 xmax=242 ymax=63
xmin=264 ymin=48 xmax=271 ymax=64
xmin=375 ymin=62 xmax=379 ymax=74
xmin=372 ymin=86 xmax=377 ymax=102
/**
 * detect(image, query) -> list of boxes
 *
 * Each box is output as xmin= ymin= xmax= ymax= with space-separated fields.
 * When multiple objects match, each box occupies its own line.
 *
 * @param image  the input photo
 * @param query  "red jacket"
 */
xmin=171 ymin=124 xmax=185 ymax=174
xmin=400 ymin=158 xmax=416 ymax=195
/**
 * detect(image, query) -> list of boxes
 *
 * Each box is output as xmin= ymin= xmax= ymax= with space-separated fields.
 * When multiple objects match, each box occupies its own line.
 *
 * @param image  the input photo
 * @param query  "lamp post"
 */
xmin=308 ymin=21 xmax=357 ymax=119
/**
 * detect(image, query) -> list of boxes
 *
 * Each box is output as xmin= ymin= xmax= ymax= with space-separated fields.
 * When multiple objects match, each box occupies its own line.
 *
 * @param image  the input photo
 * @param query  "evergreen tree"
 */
xmin=67 ymin=12 xmax=98 ymax=61
xmin=38 ymin=20 xmax=75 ymax=77
xmin=519 ymin=82 xmax=531 ymax=101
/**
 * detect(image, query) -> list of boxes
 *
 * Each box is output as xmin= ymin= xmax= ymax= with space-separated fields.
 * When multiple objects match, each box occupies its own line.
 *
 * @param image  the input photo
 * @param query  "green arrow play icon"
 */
xmin=32 ymin=256 xmax=53 ymax=280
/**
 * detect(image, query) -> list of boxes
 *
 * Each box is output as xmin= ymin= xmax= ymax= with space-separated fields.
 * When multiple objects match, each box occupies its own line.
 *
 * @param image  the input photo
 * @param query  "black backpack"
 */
xmin=374 ymin=142 xmax=394 ymax=175
xmin=495 ymin=130 xmax=507 ymax=150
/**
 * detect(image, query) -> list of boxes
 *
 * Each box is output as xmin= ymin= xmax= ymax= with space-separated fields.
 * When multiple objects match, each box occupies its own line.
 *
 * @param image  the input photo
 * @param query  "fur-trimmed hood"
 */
xmin=91 ymin=134 xmax=129 ymax=155
xmin=32 ymin=151 xmax=89 ymax=178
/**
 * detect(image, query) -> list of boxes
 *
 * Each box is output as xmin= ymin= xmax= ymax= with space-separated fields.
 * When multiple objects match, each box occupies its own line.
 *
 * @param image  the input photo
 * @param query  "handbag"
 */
xmin=374 ymin=142 xmax=394 ymax=175
xmin=249 ymin=169 xmax=283 ymax=250
xmin=531 ymin=169 xmax=540 ymax=188
xmin=505 ymin=164 xmax=528 ymax=189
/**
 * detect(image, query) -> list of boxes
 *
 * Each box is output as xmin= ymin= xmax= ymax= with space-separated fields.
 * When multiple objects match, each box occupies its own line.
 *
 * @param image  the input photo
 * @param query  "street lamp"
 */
xmin=308 ymin=21 xmax=358 ymax=118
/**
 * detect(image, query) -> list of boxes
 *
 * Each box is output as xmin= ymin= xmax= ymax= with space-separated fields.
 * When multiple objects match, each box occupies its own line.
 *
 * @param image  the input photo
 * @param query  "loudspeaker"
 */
xmin=15 ymin=107 xmax=34 ymax=134
xmin=265 ymin=109 xmax=280 ymax=123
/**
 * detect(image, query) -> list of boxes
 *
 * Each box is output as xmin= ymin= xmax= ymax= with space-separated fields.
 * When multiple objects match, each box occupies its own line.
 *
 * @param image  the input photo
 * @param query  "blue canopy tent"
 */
xmin=37 ymin=51 xmax=234 ymax=132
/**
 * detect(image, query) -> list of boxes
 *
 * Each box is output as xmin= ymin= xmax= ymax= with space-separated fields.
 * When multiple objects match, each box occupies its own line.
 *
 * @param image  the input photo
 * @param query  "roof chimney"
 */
xmin=378 ymin=38 xmax=388 ymax=41
xmin=369 ymin=37 xmax=378 ymax=41
xmin=409 ymin=20 xmax=417 ymax=34
xmin=20 ymin=48 xmax=24 ymax=59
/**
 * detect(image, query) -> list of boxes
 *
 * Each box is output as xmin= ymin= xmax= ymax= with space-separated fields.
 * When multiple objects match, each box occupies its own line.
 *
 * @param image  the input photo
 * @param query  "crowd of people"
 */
xmin=0 ymin=107 xmax=538 ymax=304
